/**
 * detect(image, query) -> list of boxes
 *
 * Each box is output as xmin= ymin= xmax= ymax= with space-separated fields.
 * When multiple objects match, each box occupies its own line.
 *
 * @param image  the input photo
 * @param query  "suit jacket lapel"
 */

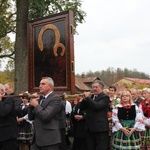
xmin=94 ymin=93 xmax=104 ymax=101
xmin=41 ymin=92 xmax=54 ymax=106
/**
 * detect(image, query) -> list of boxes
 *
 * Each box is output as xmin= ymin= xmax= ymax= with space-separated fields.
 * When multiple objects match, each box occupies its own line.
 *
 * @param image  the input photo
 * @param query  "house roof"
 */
xmin=75 ymin=76 xmax=101 ymax=91
xmin=81 ymin=77 xmax=100 ymax=83
xmin=75 ymin=77 xmax=92 ymax=91
xmin=124 ymin=77 xmax=150 ymax=84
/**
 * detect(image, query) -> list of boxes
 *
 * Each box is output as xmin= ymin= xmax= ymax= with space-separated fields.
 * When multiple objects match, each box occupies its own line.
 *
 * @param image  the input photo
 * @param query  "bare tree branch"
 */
xmin=0 ymin=51 xmax=15 ymax=59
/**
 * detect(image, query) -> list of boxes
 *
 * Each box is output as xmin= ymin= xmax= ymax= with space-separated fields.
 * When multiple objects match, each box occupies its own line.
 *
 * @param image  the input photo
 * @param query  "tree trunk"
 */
xmin=15 ymin=0 xmax=28 ymax=94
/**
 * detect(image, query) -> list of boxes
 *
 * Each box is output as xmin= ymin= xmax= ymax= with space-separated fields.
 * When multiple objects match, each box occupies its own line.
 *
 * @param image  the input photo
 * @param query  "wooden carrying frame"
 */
xmin=27 ymin=10 xmax=75 ymax=94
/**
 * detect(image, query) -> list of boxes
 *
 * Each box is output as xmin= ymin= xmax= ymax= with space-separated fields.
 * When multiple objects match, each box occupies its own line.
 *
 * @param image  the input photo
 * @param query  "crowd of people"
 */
xmin=0 ymin=77 xmax=150 ymax=150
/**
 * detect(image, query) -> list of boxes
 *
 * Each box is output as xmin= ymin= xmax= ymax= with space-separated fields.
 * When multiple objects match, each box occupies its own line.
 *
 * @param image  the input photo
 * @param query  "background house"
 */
xmin=113 ymin=77 xmax=150 ymax=88
xmin=75 ymin=76 xmax=101 ymax=93
xmin=113 ymin=77 xmax=150 ymax=92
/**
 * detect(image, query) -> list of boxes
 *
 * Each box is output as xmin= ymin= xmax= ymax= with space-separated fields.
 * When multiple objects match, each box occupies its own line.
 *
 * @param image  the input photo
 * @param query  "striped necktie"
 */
xmin=93 ymin=95 xmax=97 ymax=100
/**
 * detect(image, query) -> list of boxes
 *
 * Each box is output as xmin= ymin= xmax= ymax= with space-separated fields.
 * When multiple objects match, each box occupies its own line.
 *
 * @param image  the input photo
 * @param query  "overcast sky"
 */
xmin=74 ymin=0 xmax=150 ymax=75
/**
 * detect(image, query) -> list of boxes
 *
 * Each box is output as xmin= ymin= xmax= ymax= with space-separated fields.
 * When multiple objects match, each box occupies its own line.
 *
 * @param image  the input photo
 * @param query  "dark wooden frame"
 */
xmin=27 ymin=10 xmax=75 ymax=94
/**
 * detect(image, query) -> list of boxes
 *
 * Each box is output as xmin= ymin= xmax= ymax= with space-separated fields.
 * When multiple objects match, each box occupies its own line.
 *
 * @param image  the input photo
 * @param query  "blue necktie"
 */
xmin=40 ymin=96 xmax=45 ymax=105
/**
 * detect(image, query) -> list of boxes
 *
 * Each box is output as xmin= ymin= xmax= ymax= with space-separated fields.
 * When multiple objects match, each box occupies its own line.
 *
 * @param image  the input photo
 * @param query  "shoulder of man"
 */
xmin=98 ymin=92 xmax=109 ymax=98
xmin=47 ymin=92 xmax=61 ymax=99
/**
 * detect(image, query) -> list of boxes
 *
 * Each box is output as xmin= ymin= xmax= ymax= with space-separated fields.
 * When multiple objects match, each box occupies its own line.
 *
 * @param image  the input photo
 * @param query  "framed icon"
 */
xmin=27 ymin=10 xmax=75 ymax=94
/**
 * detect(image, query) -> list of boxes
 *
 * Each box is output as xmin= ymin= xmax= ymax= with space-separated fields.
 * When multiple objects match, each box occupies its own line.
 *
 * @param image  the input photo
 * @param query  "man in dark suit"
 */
xmin=0 ymin=83 xmax=18 ymax=150
xmin=80 ymin=80 xmax=109 ymax=150
xmin=4 ymin=83 xmax=22 ymax=114
xmin=28 ymin=77 xmax=62 ymax=150
xmin=131 ymin=88 xmax=143 ymax=107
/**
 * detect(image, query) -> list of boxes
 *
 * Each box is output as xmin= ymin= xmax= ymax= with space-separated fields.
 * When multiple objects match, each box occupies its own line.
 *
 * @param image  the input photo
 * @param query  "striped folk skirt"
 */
xmin=111 ymin=120 xmax=141 ymax=150
xmin=141 ymin=126 xmax=150 ymax=148
xmin=17 ymin=121 xmax=33 ymax=144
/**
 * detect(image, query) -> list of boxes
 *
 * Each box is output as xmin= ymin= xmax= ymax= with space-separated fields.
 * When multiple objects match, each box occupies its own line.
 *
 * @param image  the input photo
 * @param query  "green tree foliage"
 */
xmin=0 ymin=0 xmax=16 ymax=39
xmin=0 ymin=0 xmax=15 ymax=67
xmin=0 ymin=69 xmax=14 ymax=84
xmin=0 ymin=36 xmax=15 ymax=59
xmin=28 ymin=0 xmax=86 ymax=31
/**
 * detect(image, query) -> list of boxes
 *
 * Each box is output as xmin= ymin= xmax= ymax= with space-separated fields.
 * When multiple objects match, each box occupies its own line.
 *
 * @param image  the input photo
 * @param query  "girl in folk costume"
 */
xmin=16 ymin=96 xmax=33 ymax=150
xmin=140 ymin=88 xmax=150 ymax=150
xmin=111 ymin=90 xmax=145 ymax=150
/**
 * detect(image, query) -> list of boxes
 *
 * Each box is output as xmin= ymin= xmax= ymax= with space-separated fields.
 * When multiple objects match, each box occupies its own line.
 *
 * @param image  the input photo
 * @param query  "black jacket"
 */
xmin=0 ymin=97 xmax=18 ymax=142
xmin=80 ymin=92 xmax=109 ymax=132
xmin=71 ymin=102 xmax=87 ymax=138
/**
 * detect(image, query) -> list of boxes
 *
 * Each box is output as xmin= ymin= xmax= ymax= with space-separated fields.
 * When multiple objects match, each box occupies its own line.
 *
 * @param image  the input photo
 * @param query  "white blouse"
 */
xmin=112 ymin=103 xmax=145 ymax=132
